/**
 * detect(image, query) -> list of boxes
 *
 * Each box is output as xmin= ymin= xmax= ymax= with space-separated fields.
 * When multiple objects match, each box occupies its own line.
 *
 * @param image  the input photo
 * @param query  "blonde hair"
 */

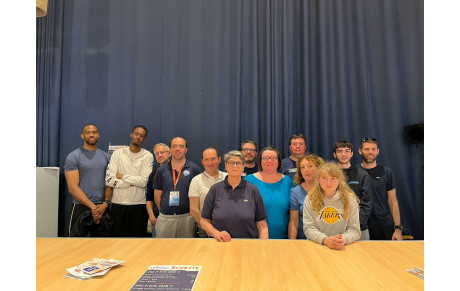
xmin=307 ymin=161 xmax=358 ymax=218
xmin=294 ymin=154 xmax=325 ymax=185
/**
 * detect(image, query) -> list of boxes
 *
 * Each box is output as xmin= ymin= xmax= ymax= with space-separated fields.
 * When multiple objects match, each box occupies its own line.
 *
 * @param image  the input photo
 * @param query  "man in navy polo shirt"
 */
xmin=152 ymin=137 xmax=201 ymax=238
xmin=279 ymin=134 xmax=307 ymax=179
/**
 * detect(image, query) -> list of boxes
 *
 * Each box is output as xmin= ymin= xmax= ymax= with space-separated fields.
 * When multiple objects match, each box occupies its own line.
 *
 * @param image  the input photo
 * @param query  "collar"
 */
xmin=167 ymin=159 xmax=189 ymax=171
xmin=223 ymin=176 xmax=246 ymax=189
xmin=203 ymin=170 xmax=224 ymax=179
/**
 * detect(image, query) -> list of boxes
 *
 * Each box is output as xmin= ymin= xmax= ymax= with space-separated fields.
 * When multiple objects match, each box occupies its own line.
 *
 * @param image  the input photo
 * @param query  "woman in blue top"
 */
xmin=245 ymin=146 xmax=294 ymax=239
xmin=288 ymin=154 xmax=324 ymax=239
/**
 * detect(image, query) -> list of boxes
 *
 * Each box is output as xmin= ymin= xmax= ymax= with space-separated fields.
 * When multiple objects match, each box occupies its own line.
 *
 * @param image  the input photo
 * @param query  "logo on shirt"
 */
xmin=318 ymin=206 xmax=344 ymax=224
xmin=183 ymin=170 xmax=190 ymax=176
xmin=289 ymin=168 xmax=297 ymax=173
xmin=349 ymin=181 xmax=359 ymax=185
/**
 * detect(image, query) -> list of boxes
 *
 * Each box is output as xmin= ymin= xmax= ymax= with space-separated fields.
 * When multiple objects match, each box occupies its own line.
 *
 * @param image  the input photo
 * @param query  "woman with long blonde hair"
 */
xmin=303 ymin=162 xmax=361 ymax=249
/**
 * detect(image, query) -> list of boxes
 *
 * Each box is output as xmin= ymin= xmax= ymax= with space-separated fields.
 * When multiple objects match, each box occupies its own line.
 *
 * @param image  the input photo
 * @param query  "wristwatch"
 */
xmin=394 ymin=225 xmax=403 ymax=230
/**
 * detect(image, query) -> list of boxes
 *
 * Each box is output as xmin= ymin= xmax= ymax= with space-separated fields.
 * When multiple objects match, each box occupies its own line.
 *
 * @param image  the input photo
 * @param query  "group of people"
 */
xmin=65 ymin=124 xmax=403 ymax=250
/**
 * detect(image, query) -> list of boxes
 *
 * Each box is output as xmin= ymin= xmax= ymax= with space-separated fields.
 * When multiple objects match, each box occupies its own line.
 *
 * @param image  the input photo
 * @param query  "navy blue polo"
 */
xmin=279 ymin=157 xmax=297 ymax=180
xmin=201 ymin=177 xmax=267 ymax=238
xmin=153 ymin=160 xmax=201 ymax=215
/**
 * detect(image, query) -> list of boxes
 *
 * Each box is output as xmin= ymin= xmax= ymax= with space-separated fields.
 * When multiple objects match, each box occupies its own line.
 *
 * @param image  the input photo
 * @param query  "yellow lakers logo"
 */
xmin=318 ymin=206 xmax=343 ymax=224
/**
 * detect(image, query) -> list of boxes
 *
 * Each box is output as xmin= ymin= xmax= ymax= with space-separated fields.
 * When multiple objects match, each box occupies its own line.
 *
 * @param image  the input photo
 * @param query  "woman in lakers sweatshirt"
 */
xmin=303 ymin=162 xmax=361 ymax=250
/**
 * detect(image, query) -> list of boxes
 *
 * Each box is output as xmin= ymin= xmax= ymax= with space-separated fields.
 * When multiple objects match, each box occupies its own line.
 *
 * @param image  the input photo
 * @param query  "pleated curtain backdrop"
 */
xmin=36 ymin=0 xmax=423 ymax=238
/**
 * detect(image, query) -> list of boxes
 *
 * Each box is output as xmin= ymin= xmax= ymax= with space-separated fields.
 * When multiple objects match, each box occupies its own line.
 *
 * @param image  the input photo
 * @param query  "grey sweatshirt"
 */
xmin=303 ymin=191 xmax=361 ymax=245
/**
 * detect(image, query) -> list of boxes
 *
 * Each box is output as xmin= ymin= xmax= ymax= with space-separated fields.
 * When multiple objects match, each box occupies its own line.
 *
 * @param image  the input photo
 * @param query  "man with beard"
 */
xmin=333 ymin=140 xmax=372 ymax=240
xmin=152 ymin=137 xmax=201 ymax=238
xmin=105 ymin=125 xmax=153 ymax=237
xmin=241 ymin=140 xmax=258 ymax=177
xmin=358 ymin=138 xmax=403 ymax=240
xmin=146 ymin=143 xmax=171 ymax=237
xmin=189 ymin=148 xmax=227 ymax=237
xmin=279 ymin=134 xmax=307 ymax=179
xmin=65 ymin=124 xmax=112 ymax=237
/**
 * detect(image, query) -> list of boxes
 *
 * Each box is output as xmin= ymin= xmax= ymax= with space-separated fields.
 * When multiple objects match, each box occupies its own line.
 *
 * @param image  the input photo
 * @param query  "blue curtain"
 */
xmin=36 ymin=0 xmax=424 ymax=238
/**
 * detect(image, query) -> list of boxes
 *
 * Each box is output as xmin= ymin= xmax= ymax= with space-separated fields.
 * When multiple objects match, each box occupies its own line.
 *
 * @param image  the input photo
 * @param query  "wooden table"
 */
xmin=36 ymin=238 xmax=423 ymax=290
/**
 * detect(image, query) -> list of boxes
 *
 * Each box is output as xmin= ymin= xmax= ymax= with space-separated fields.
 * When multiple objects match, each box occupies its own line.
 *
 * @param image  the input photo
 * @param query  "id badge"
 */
xmin=169 ymin=191 xmax=180 ymax=206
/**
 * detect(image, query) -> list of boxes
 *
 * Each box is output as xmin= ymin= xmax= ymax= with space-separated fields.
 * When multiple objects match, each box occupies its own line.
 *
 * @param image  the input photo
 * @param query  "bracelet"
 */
xmin=103 ymin=200 xmax=111 ymax=204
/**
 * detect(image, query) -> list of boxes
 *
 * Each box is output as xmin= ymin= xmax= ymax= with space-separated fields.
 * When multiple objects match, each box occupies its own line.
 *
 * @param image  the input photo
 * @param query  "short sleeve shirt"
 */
xmin=64 ymin=147 xmax=110 ymax=204
xmin=201 ymin=177 xmax=267 ymax=238
xmin=279 ymin=157 xmax=297 ymax=180
xmin=153 ymin=160 xmax=201 ymax=215
xmin=359 ymin=164 xmax=396 ymax=227
xmin=289 ymin=185 xmax=308 ymax=239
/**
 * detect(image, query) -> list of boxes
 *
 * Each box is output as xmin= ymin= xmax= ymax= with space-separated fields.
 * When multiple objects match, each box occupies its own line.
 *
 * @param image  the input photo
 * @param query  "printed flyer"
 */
xmin=130 ymin=265 xmax=202 ymax=291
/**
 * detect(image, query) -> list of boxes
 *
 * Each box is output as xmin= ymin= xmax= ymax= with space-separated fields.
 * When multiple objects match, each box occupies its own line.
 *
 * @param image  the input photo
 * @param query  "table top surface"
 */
xmin=36 ymin=238 xmax=424 ymax=290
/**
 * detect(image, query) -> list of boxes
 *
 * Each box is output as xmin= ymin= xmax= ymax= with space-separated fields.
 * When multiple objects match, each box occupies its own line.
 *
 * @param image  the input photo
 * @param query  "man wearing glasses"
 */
xmin=358 ymin=138 xmax=403 ymax=240
xmin=241 ymin=140 xmax=258 ymax=177
xmin=151 ymin=137 xmax=201 ymax=238
xmin=146 ymin=143 xmax=171 ymax=237
xmin=279 ymin=134 xmax=307 ymax=179
xmin=189 ymin=148 xmax=228 ymax=237
xmin=333 ymin=140 xmax=373 ymax=240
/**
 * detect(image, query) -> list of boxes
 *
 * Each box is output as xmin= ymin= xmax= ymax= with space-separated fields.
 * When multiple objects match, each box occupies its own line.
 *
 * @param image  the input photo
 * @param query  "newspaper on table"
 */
xmin=130 ymin=265 xmax=202 ymax=290
xmin=64 ymin=258 xmax=125 ymax=280
xmin=406 ymin=267 xmax=424 ymax=280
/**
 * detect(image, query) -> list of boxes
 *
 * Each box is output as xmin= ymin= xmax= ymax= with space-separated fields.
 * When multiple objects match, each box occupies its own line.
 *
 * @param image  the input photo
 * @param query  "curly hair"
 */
xmin=307 ymin=161 xmax=359 ymax=218
xmin=293 ymin=154 xmax=325 ymax=185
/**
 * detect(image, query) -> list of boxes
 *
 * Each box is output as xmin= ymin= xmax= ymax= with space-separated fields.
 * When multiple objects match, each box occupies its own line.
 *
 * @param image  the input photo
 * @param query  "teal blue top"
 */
xmin=244 ymin=174 xmax=294 ymax=238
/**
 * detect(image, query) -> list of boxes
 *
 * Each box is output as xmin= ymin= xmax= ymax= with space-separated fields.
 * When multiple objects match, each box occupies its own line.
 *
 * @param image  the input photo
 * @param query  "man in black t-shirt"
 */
xmin=358 ymin=138 xmax=403 ymax=240
xmin=241 ymin=140 xmax=259 ymax=177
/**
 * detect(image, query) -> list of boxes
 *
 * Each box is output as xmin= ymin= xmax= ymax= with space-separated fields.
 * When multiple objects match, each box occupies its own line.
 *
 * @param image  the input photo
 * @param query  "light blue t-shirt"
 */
xmin=245 ymin=174 xmax=294 ymax=238
xmin=64 ymin=147 xmax=110 ymax=204
xmin=289 ymin=185 xmax=308 ymax=239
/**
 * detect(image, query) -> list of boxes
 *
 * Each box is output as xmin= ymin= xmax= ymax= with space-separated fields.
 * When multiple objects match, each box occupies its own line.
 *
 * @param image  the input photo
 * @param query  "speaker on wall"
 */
xmin=404 ymin=122 xmax=424 ymax=144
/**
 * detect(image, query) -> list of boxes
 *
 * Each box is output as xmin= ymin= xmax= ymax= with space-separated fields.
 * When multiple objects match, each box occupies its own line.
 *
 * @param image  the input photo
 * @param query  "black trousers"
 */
xmin=68 ymin=203 xmax=107 ymax=237
xmin=110 ymin=203 xmax=148 ymax=237
xmin=368 ymin=224 xmax=394 ymax=240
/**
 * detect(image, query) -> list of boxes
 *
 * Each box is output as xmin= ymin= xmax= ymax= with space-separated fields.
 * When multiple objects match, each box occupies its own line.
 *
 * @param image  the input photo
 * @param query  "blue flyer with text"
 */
xmin=130 ymin=265 xmax=201 ymax=291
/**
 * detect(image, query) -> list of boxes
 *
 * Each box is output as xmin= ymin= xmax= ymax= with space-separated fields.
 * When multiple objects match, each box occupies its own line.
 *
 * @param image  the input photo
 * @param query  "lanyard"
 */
xmin=172 ymin=164 xmax=185 ymax=190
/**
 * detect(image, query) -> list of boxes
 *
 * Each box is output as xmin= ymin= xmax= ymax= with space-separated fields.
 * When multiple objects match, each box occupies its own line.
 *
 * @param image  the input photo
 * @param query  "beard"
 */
xmin=85 ymin=137 xmax=98 ymax=146
xmin=244 ymin=156 xmax=255 ymax=163
xmin=363 ymin=155 xmax=376 ymax=164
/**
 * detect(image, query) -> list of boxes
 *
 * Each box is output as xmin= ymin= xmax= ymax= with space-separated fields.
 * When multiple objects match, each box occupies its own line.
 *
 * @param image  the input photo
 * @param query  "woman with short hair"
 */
xmin=200 ymin=151 xmax=268 ymax=242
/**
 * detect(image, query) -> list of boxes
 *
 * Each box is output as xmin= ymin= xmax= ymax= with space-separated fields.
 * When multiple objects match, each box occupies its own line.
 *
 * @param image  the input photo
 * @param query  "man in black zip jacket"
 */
xmin=333 ymin=140 xmax=373 ymax=240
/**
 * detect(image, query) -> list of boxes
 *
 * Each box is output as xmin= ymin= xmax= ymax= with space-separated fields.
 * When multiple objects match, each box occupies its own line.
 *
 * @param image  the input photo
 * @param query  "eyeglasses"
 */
xmin=226 ymin=161 xmax=244 ymax=167
xmin=241 ymin=148 xmax=257 ymax=152
xmin=261 ymin=156 xmax=278 ymax=162
xmin=155 ymin=151 xmax=169 ymax=156
xmin=361 ymin=138 xmax=377 ymax=143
